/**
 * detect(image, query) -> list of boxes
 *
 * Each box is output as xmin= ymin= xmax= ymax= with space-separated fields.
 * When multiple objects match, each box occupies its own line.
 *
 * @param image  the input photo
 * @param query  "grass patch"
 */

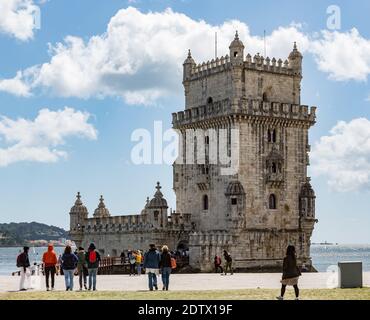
xmin=0 ymin=288 xmax=369 ymax=300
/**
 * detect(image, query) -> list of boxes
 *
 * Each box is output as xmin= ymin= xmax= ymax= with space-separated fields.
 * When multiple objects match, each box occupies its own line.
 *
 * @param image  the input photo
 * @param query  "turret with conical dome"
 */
xmin=229 ymin=31 xmax=245 ymax=65
xmin=289 ymin=42 xmax=303 ymax=74
xmin=93 ymin=195 xmax=111 ymax=218
xmin=69 ymin=192 xmax=88 ymax=233
xmin=146 ymin=182 xmax=168 ymax=229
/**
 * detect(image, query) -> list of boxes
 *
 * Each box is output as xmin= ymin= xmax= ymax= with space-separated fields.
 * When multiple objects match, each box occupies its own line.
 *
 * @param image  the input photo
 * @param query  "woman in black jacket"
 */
xmin=277 ymin=245 xmax=301 ymax=300
xmin=160 ymin=245 xmax=172 ymax=291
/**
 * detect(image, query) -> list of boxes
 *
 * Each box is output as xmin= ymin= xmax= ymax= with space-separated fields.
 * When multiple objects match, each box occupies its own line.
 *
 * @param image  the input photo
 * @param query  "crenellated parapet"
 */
xmin=188 ymin=52 xmax=299 ymax=82
xmin=172 ymin=99 xmax=316 ymax=128
xmin=74 ymin=211 xmax=192 ymax=235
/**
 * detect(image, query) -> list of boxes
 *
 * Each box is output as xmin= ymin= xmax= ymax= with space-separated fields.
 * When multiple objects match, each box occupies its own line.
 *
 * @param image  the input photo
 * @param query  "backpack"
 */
xmin=215 ymin=256 xmax=221 ymax=265
xmin=171 ymin=257 xmax=177 ymax=269
xmin=16 ymin=253 xmax=23 ymax=268
xmin=225 ymin=253 xmax=232 ymax=262
xmin=89 ymin=251 xmax=97 ymax=264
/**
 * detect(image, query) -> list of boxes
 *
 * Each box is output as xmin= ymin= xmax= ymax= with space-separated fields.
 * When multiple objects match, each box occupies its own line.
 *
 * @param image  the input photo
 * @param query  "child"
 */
xmin=277 ymin=245 xmax=301 ymax=300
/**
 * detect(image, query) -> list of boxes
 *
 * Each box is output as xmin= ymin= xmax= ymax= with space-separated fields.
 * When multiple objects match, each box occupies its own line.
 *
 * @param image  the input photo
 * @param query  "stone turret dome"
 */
xmin=93 ymin=195 xmax=111 ymax=218
xmin=229 ymin=31 xmax=245 ymax=49
xmin=184 ymin=49 xmax=195 ymax=65
xmin=70 ymin=192 xmax=88 ymax=215
xmin=225 ymin=181 xmax=245 ymax=196
xmin=289 ymin=42 xmax=303 ymax=60
xmin=300 ymin=179 xmax=315 ymax=198
xmin=148 ymin=182 xmax=168 ymax=209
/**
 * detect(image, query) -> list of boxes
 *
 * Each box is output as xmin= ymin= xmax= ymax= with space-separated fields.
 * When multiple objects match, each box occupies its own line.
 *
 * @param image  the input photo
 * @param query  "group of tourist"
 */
xmin=17 ymin=243 xmax=101 ymax=291
xmin=214 ymin=250 xmax=234 ymax=275
xmin=16 ymin=243 xmax=301 ymax=299
xmin=126 ymin=250 xmax=143 ymax=276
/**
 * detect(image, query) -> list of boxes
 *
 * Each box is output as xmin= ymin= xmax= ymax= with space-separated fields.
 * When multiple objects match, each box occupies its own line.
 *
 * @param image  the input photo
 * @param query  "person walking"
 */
xmin=160 ymin=245 xmax=172 ymax=291
xmin=136 ymin=250 xmax=143 ymax=275
xmin=223 ymin=250 xmax=233 ymax=275
xmin=276 ymin=245 xmax=301 ymax=300
xmin=86 ymin=243 xmax=101 ymax=291
xmin=143 ymin=244 xmax=160 ymax=291
xmin=17 ymin=246 xmax=31 ymax=291
xmin=214 ymin=255 xmax=223 ymax=273
xmin=128 ymin=250 xmax=136 ymax=276
xmin=77 ymin=247 xmax=88 ymax=290
xmin=42 ymin=244 xmax=58 ymax=291
xmin=61 ymin=245 xmax=78 ymax=291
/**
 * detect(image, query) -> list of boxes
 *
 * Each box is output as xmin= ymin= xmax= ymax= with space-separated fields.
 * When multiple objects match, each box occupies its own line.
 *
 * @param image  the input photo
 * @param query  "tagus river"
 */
xmin=0 ymin=244 xmax=370 ymax=275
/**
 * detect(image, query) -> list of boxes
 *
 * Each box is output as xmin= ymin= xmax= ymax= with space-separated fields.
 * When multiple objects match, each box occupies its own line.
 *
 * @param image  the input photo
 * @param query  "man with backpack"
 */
xmin=85 ymin=243 xmax=101 ymax=291
xmin=223 ymin=250 xmax=234 ymax=275
xmin=17 ymin=246 xmax=31 ymax=291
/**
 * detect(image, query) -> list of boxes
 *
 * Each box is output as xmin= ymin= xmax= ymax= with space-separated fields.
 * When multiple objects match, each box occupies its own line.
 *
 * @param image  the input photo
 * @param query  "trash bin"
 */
xmin=338 ymin=261 xmax=363 ymax=288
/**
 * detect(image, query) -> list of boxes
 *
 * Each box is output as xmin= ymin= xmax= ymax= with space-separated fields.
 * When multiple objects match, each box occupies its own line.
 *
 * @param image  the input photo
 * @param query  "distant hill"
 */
xmin=0 ymin=222 xmax=68 ymax=247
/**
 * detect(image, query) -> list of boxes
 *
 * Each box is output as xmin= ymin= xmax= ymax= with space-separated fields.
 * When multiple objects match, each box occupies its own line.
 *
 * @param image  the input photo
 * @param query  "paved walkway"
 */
xmin=1 ymin=273 xmax=369 ymax=292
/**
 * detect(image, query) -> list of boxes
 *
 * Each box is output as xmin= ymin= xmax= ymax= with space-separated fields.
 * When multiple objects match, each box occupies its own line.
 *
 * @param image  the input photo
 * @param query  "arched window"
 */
xmin=272 ymin=129 xmax=277 ymax=143
xmin=272 ymin=162 xmax=277 ymax=173
xmin=269 ymin=194 xmax=277 ymax=209
xmin=154 ymin=211 xmax=159 ymax=221
xmin=205 ymin=136 xmax=210 ymax=144
xmin=268 ymin=128 xmax=277 ymax=143
xmin=203 ymin=195 xmax=209 ymax=210
xmin=262 ymin=92 xmax=267 ymax=101
xmin=207 ymin=97 xmax=213 ymax=105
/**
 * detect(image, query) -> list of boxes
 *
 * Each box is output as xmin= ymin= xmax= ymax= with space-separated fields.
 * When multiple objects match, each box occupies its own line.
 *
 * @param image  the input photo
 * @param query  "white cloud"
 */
xmin=0 ymin=0 xmax=39 ymax=41
xmin=0 ymin=71 xmax=32 ymax=96
xmin=0 ymin=107 xmax=97 ymax=166
xmin=1 ymin=7 xmax=310 ymax=104
xmin=309 ymin=29 xmax=370 ymax=81
xmin=311 ymin=118 xmax=370 ymax=192
xmin=1 ymin=7 xmax=370 ymax=103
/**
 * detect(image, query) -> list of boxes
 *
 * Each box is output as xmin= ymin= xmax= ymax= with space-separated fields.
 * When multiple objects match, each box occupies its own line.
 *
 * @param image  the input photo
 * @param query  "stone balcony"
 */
xmin=172 ymin=99 xmax=316 ymax=128
xmin=265 ymin=172 xmax=284 ymax=187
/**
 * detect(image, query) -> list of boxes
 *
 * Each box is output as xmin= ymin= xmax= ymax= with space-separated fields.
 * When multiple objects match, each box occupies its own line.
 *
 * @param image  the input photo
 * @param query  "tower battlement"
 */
xmin=172 ymin=99 xmax=316 ymax=127
xmin=189 ymin=53 xmax=298 ymax=81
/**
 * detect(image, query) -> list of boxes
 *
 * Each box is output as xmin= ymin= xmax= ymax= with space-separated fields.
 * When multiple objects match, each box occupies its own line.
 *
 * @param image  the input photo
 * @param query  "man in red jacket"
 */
xmin=42 ymin=244 xmax=58 ymax=291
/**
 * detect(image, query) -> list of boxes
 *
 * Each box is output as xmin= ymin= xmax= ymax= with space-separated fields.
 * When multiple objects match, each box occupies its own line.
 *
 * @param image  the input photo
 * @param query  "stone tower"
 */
xmin=172 ymin=33 xmax=318 ymax=271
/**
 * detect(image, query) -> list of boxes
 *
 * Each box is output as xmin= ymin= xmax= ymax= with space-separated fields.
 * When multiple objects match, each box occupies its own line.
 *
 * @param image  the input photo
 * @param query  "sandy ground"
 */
xmin=1 ymin=272 xmax=369 ymax=292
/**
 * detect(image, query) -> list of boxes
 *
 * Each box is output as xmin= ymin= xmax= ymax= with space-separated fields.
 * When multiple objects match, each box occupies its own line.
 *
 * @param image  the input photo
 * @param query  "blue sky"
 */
xmin=0 ymin=0 xmax=369 ymax=244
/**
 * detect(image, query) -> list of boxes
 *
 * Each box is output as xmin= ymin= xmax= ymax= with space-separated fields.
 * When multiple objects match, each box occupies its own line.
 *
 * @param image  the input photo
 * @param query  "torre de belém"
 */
xmin=70 ymin=32 xmax=318 ymax=272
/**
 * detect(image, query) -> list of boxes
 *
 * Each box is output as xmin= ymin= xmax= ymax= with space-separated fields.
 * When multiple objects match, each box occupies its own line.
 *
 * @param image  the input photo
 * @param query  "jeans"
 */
xmin=215 ymin=264 xmax=224 ymax=273
xmin=148 ymin=272 xmax=157 ymax=290
xmin=88 ymin=268 xmax=98 ymax=290
xmin=161 ymin=267 xmax=171 ymax=290
xmin=136 ymin=263 xmax=142 ymax=275
xmin=44 ymin=266 xmax=56 ymax=289
xmin=130 ymin=263 xmax=136 ymax=275
xmin=224 ymin=261 xmax=233 ymax=275
xmin=63 ymin=269 xmax=74 ymax=290
xmin=79 ymin=267 xmax=87 ymax=289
